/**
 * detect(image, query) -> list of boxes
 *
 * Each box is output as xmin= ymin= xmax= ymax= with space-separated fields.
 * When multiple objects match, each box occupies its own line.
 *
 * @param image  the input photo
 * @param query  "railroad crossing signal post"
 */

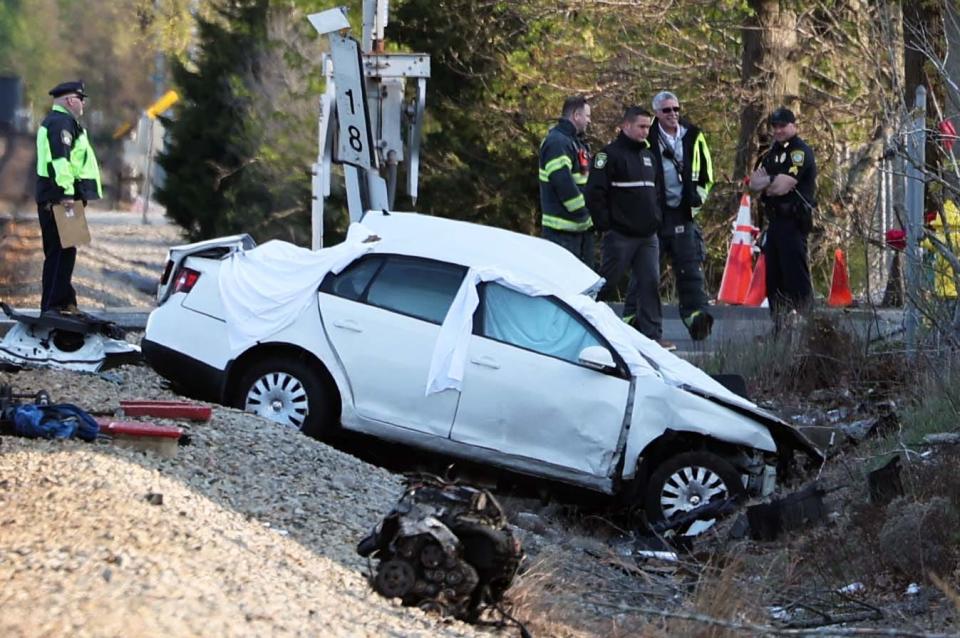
xmin=308 ymin=3 xmax=430 ymax=249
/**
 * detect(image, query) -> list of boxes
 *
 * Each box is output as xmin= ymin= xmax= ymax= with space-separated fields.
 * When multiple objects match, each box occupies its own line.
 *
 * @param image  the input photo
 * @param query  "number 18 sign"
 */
xmin=329 ymin=34 xmax=377 ymax=170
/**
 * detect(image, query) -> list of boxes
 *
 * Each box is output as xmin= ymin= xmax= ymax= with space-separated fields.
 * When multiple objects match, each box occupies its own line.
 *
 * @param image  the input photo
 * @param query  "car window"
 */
xmin=480 ymin=283 xmax=603 ymax=364
xmin=320 ymin=256 xmax=384 ymax=301
xmin=365 ymin=257 xmax=466 ymax=324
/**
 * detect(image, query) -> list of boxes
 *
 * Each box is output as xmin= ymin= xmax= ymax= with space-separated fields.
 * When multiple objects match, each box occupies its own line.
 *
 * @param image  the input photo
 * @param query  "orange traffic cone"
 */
xmin=744 ymin=253 xmax=767 ymax=306
xmin=717 ymin=193 xmax=758 ymax=305
xmin=827 ymin=248 xmax=853 ymax=307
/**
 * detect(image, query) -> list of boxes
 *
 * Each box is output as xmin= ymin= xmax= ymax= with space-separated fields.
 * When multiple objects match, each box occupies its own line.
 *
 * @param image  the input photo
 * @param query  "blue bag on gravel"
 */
xmin=12 ymin=403 xmax=100 ymax=441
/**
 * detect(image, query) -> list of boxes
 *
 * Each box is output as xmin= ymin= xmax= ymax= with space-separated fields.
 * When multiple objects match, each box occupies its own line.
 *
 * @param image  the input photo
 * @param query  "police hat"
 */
xmin=48 ymin=81 xmax=87 ymax=99
xmin=769 ymin=107 xmax=796 ymax=125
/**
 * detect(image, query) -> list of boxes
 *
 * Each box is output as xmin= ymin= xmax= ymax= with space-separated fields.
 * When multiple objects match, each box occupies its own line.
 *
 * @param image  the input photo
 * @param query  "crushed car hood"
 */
xmin=680 ymin=384 xmax=825 ymax=462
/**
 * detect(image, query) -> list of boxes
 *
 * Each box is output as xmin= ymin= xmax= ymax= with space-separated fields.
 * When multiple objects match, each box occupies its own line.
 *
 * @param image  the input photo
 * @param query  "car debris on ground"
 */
xmin=358 ymin=474 xmax=524 ymax=628
xmin=0 ymin=302 xmax=138 ymax=372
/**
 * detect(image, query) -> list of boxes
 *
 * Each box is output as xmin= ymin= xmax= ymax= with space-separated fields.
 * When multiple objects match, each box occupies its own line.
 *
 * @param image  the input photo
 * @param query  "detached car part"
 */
xmin=0 ymin=303 xmax=138 ymax=372
xmin=357 ymin=475 xmax=522 ymax=621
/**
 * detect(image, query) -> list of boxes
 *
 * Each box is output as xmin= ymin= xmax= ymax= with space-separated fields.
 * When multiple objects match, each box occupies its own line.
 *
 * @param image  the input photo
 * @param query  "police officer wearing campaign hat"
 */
xmin=749 ymin=106 xmax=816 ymax=327
xmin=35 ymin=80 xmax=102 ymax=314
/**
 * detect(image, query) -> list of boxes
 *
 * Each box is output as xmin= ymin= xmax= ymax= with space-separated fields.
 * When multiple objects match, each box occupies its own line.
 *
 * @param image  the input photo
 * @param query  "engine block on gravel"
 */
xmin=357 ymin=475 xmax=522 ymax=621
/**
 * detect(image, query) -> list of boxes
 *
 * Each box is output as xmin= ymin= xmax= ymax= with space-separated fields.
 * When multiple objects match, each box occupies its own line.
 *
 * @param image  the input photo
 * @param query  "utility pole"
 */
xmin=308 ymin=2 xmax=430 ymax=249
xmin=904 ymin=85 xmax=926 ymax=358
xmin=141 ymin=0 xmax=168 ymax=224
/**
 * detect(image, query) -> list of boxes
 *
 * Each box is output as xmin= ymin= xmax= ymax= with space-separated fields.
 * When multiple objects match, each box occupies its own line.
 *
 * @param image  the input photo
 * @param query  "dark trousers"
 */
xmin=542 ymin=227 xmax=595 ymax=270
xmin=659 ymin=208 xmax=709 ymax=323
xmin=37 ymin=202 xmax=77 ymax=312
xmin=599 ymin=230 xmax=661 ymax=340
xmin=764 ymin=215 xmax=813 ymax=320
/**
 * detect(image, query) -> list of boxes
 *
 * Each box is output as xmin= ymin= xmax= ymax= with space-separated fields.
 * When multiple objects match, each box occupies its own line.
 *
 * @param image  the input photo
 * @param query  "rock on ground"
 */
xmin=0 ymin=366 xmax=485 ymax=637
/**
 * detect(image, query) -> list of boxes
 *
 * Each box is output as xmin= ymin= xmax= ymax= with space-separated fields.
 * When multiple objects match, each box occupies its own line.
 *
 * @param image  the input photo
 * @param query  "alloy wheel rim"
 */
xmin=659 ymin=465 xmax=729 ymax=519
xmin=244 ymin=371 xmax=309 ymax=429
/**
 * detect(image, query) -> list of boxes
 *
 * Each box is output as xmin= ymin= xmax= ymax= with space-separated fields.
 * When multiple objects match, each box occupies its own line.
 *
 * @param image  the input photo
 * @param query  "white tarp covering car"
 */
xmin=143 ymin=211 xmax=821 ymax=528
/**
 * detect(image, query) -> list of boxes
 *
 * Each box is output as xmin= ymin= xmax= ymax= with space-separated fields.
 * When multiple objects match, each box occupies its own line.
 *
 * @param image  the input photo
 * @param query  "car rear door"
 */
xmin=318 ymin=255 xmax=466 ymax=437
xmin=449 ymin=283 xmax=631 ymax=478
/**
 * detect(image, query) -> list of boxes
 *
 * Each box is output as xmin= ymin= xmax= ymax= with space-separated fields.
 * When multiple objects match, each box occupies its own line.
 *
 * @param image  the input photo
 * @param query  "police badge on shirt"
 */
xmin=788 ymin=149 xmax=804 ymax=176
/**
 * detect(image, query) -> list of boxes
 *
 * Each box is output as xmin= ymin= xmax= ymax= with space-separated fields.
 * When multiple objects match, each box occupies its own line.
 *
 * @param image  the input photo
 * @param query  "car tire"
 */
xmin=234 ymin=356 xmax=331 ymax=439
xmin=643 ymin=450 xmax=745 ymax=531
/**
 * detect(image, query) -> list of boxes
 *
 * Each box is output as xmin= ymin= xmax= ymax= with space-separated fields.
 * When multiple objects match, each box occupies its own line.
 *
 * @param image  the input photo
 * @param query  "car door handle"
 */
xmin=470 ymin=355 xmax=500 ymax=370
xmin=332 ymin=319 xmax=363 ymax=333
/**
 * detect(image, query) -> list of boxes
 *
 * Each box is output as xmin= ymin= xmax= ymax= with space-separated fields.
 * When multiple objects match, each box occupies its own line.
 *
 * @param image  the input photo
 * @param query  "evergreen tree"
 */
xmin=157 ymin=0 xmax=317 ymax=242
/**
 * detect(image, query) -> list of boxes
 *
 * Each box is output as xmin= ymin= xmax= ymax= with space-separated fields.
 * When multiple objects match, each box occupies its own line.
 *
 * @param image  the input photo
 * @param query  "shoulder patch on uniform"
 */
xmin=61 ymin=129 xmax=73 ymax=146
xmin=791 ymin=150 xmax=805 ymax=165
xmin=594 ymin=152 xmax=607 ymax=169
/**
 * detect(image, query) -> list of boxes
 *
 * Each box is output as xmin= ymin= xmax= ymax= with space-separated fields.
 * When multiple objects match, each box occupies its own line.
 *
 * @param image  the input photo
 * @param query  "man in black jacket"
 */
xmin=586 ymin=106 xmax=671 ymax=347
xmin=649 ymin=91 xmax=714 ymax=341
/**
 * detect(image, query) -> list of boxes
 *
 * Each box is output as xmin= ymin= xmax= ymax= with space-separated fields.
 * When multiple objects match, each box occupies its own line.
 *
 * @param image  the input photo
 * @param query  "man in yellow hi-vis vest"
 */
xmin=35 ymin=80 xmax=102 ymax=314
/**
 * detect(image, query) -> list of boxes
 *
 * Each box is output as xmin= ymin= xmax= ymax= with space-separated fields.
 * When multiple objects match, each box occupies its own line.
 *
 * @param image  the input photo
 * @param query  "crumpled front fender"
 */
xmin=622 ymin=382 xmax=779 ymax=479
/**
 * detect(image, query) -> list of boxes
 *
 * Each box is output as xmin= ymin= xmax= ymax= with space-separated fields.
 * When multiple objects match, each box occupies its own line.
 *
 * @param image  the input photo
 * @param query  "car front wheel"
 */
xmin=643 ymin=451 xmax=745 ymax=535
xmin=235 ymin=356 xmax=330 ymax=439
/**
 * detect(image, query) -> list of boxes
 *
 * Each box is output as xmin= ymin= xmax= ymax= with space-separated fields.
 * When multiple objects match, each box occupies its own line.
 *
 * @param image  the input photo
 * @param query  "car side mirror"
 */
xmin=578 ymin=345 xmax=616 ymax=371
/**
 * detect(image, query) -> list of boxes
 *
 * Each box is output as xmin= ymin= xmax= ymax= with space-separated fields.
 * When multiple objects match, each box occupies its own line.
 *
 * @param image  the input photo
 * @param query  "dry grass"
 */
xmin=654 ymin=560 xmax=763 ymax=638
xmin=505 ymin=549 xmax=617 ymax=638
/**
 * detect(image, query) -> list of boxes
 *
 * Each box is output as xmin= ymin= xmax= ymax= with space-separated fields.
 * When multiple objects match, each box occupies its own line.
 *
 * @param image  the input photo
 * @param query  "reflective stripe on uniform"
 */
xmin=75 ymin=130 xmax=103 ymax=197
xmin=562 ymin=193 xmax=586 ymax=212
xmin=542 ymin=155 xmax=573 ymax=176
xmin=610 ymin=180 xmax=655 ymax=188
xmin=542 ymin=214 xmax=593 ymax=231
xmin=573 ymin=173 xmax=588 ymax=185
xmin=690 ymin=131 xmax=713 ymax=195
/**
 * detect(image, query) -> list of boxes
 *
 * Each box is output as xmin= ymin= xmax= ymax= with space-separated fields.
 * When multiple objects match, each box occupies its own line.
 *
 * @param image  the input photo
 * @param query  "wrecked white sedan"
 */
xmin=143 ymin=211 xmax=821 ymax=526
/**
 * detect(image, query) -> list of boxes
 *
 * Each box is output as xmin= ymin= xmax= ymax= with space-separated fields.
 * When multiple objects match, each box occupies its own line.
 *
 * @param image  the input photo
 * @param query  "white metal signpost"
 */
xmin=307 ymin=3 xmax=430 ymax=249
xmin=330 ymin=34 xmax=377 ymax=171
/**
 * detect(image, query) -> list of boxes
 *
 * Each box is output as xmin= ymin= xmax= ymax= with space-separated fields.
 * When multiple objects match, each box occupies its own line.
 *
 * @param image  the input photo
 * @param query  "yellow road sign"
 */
xmin=146 ymin=90 xmax=179 ymax=119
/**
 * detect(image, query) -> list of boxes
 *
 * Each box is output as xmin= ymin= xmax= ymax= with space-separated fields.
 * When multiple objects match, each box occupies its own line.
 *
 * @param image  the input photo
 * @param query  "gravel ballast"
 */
xmin=0 ymin=367 xmax=486 ymax=637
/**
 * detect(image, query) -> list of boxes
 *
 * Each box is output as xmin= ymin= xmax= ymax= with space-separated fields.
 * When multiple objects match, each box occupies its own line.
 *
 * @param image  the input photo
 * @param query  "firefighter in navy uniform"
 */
xmin=539 ymin=95 xmax=594 ymax=267
xmin=585 ymin=107 xmax=669 ymax=347
xmin=749 ymin=107 xmax=816 ymax=327
xmin=35 ymin=80 xmax=102 ymax=314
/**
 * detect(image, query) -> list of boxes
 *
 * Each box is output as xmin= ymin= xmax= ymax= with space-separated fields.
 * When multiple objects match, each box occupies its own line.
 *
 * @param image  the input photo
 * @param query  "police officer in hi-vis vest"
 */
xmin=35 ymin=80 xmax=102 ymax=314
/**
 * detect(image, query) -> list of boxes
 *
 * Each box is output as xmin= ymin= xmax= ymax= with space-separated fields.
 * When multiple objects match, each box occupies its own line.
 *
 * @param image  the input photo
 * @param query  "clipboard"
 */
xmin=53 ymin=201 xmax=91 ymax=248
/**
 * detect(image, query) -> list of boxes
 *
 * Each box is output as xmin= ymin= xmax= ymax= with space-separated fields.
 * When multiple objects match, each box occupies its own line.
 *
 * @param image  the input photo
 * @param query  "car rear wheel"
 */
xmin=643 ymin=451 xmax=745 ymax=535
xmin=235 ymin=356 xmax=330 ymax=439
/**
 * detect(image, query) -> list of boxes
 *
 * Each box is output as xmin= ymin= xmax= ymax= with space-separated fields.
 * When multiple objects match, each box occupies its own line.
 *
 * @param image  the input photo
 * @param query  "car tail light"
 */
xmin=172 ymin=268 xmax=201 ymax=294
xmin=159 ymin=259 xmax=174 ymax=285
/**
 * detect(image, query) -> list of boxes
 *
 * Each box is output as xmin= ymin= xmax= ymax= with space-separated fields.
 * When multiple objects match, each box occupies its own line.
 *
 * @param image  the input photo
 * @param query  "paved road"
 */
xmin=0 ymin=206 xmax=181 ymax=312
xmin=647 ymin=304 xmax=904 ymax=355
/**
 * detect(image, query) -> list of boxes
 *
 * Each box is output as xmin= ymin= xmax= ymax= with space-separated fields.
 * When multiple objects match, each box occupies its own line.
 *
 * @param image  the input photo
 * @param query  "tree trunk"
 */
xmin=945 ymin=0 xmax=960 ymax=114
xmin=734 ymin=0 xmax=800 ymax=190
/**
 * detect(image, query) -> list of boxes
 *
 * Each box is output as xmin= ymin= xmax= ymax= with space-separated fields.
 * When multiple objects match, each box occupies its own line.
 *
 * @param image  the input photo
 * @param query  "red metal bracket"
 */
xmin=96 ymin=418 xmax=184 ymax=439
xmin=119 ymin=400 xmax=212 ymax=422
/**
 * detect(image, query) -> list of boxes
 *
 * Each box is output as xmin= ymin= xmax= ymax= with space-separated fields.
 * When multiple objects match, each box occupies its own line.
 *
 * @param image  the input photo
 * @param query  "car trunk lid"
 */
xmin=157 ymin=234 xmax=256 ymax=304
